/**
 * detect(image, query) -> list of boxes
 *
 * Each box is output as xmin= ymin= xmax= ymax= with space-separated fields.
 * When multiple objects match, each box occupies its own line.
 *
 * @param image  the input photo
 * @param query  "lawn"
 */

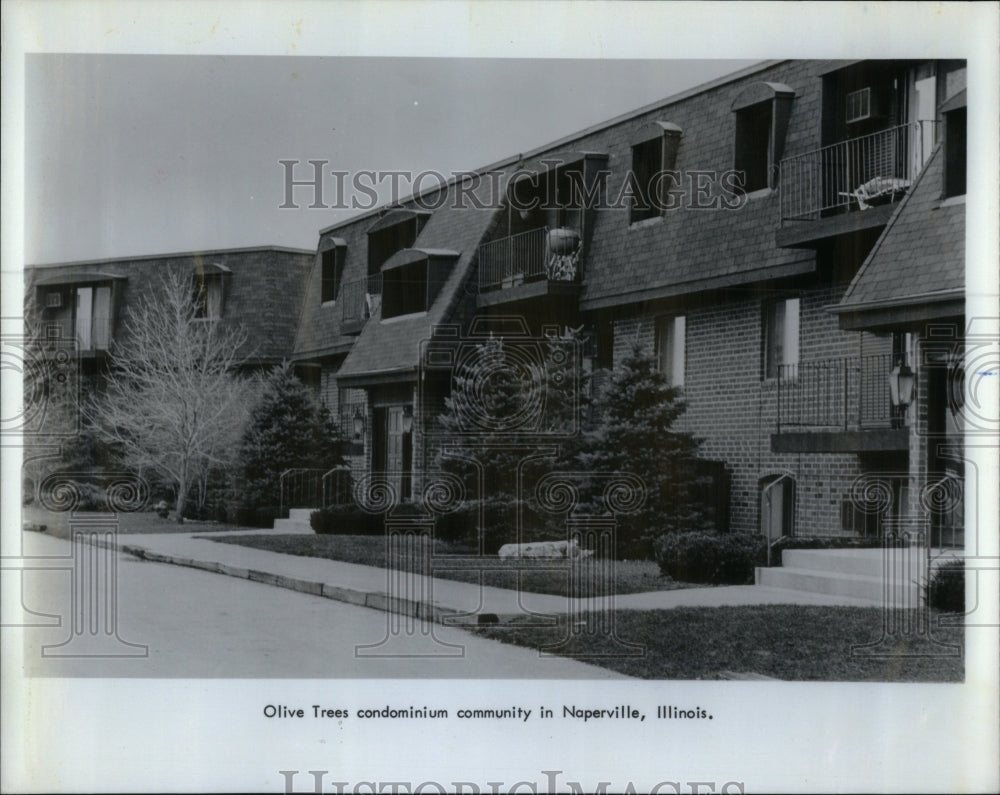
xmin=22 ymin=505 xmax=254 ymax=540
xmin=203 ymin=533 xmax=705 ymax=598
xmin=472 ymin=605 xmax=964 ymax=681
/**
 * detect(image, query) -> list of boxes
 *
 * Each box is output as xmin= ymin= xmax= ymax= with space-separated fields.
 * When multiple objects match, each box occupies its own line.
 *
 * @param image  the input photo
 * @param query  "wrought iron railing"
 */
xmin=278 ymin=468 xmax=327 ymax=514
xmin=322 ymin=466 xmax=353 ymax=507
xmin=341 ymin=273 xmax=383 ymax=326
xmin=779 ymin=123 xmax=921 ymax=223
xmin=776 ymin=353 xmax=908 ymax=433
xmin=478 ymin=226 xmax=551 ymax=291
xmin=841 ymin=472 xmax=963 ymax=548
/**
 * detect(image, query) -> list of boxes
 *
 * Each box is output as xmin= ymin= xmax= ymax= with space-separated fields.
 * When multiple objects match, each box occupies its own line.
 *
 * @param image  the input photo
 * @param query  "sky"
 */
xmin=24 ymin=55 xmax=758 ymax=264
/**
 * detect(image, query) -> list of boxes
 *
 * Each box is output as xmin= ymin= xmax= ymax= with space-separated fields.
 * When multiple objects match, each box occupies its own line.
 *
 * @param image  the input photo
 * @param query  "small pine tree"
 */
xmin=435 ymin=333 xmax=579 ymax=552
xmin=571 ymin=341 xmax=710 ymax=559
xmin=238 ymin=364 xmax=347 ymax=516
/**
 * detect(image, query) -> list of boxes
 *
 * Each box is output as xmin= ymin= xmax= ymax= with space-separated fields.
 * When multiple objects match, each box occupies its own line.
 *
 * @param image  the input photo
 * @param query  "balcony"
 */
xmin=776 ymin=123 xmax=922 ymax=248
xmin=477 ymin=226 xmax=583 ymax=308
xmin=340 ymin=274 xmax=382 ymax=334
xmin=772 ymin=353 xmax=909 ymax=453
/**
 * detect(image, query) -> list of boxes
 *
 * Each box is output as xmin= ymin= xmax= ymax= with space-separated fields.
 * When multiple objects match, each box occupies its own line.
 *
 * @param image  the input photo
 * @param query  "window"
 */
xmin=321 ymin=246 xmax=343 ymax=303
xmin=944 ymin=106 xmax=966 ymax=198
xmin=381 ymin=259 xmax=429 ymax=319
xmin=655 ymin=315 xmax=686 ymax=388
xmin=193 ymin=275 xmax=224 ymax=320
xmin=75 ymin=285 xmax=112 ymax=350
xmin=763 ymin=298 xmax=799 ymax=380
xmin=367 ymin=210 xmax=428 ymax=276
xmin=734 ymin=102 xmax=772 ymax=193
xmin=630 ymin=137 xmax=663 ymax=223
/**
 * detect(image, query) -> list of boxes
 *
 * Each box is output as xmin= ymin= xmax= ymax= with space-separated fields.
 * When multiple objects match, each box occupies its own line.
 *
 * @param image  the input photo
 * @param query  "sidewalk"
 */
xmin=89 ymin=528 xmax=880 ymax=628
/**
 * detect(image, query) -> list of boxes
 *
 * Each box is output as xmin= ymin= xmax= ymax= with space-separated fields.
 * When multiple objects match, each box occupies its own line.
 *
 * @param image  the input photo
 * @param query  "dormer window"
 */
xmin=319 ymin=236 xmax=346 ymax=304
xmin=75 ymin=284 xmax=112 ymax=350
xmin=941 ymin=89 xmax=967 ymax=199
xmin=630 ymin=122 xmax=682 ymax=223
xmin=731 ymin=82 xmax=795 ymax=193
xmin=192 ymin=263 xmax=230 ymax=321
xmin=380 ymin=248 xmax=457 ymax=320
xmin=367 ymin=209 xmax=429 ymax=277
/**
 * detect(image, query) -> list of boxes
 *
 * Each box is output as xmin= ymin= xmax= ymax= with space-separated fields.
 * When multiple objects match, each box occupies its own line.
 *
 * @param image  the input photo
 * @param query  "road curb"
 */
xmin=98 ymin=534 xmax=501 ymax=628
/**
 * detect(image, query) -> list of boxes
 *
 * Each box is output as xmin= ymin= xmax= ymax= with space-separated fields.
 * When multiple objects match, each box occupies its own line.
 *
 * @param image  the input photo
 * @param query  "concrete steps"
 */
xmin=271 ymin=508 xmax=315 ymax=533
xmin=755 ymin=548 xmax=934 ymax=606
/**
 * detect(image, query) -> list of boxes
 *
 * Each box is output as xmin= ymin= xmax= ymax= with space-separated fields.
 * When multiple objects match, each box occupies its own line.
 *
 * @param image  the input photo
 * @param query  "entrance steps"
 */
xmin=272 ymin=508 xmax=316 ymax=533
xmin=755 ymin=548 xmax=956 ymax=606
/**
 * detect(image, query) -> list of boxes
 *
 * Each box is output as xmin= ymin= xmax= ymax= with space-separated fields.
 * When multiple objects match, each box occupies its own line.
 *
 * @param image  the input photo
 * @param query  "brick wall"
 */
xmin=611 ymin=280 xmax=879 ymax=537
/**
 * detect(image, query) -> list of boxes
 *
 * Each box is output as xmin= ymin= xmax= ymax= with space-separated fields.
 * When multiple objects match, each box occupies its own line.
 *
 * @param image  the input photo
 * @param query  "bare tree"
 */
xmin=88 ymin=269 xmax=253 ymax=522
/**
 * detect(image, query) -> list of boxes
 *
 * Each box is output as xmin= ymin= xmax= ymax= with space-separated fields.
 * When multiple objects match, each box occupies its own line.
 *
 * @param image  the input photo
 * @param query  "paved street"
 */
xmin=13 ymin=534 xmax=624 ymax=678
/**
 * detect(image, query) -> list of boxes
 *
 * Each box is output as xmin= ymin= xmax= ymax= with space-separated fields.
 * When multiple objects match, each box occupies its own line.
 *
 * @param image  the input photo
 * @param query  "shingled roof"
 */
xmin=323 ymin=180 xmax=498 ymax=383
xmin=834 ymin=145 xmax=965 ymax=330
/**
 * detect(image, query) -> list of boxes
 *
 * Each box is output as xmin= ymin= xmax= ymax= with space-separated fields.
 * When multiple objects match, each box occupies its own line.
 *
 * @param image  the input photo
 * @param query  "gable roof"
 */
xmin=834 ymin=145 xmax=964 ymax=330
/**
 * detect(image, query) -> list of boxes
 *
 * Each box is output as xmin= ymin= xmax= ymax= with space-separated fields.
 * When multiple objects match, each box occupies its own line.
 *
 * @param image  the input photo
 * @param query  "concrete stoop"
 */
xmin=755 ymin=548 xmax=943 ymax=606
xmin=271 ymin=508 xmax=315 ymax=533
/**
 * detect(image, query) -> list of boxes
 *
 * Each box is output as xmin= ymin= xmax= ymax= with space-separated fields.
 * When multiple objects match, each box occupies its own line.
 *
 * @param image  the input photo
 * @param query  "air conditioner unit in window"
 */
xmin=846 ymin=87 xmax=873 ymax=124
xmin=45 ymin=291 xmax=63 ymax=309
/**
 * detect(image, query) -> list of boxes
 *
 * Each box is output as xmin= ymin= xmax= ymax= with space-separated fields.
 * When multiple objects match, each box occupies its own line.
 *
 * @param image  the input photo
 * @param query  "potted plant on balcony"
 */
xmin=547 ymin=227 xmax=581 ymax=255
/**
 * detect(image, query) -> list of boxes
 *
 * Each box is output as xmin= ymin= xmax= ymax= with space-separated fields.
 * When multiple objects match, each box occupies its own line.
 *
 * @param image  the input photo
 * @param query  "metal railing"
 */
xmin=341 ymin=273 xmax=383 ymax=326
xmin=840 ymin=472 xmax=963 ymax=548
xmin=478 ymin=226 xmax=551 ymax=291
xmin=322 ymin=466 xmax=353 ymax=507
xmin=779 ymin=123 xmax=920 ymax=223
xmin=776 ymin=353 xmax=908 ymax=433
xmin=278 ymin=468 xmax=327 ymax=514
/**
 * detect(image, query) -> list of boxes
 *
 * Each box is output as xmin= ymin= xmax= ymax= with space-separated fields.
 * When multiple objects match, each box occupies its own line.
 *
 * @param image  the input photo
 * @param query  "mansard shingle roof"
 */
xmin=835 ymin=146 xmax=964 ymax=327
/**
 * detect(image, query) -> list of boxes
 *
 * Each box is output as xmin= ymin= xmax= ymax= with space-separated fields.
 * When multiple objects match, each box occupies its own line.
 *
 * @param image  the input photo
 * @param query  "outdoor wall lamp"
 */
xmin=889 ymin=363 xmax=916 ymax=410
xmin=401 ymin=405 xmax=414 ymax=434
xmin=352 ymin=407 xmax=366 ymax=438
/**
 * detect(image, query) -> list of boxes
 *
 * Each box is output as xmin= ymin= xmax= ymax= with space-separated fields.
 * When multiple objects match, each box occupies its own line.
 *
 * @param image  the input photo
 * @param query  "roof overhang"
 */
xmin=832 ymin=290 xmax=965 ymax=331
xmin=335 ymin=366 xmax=417 ymax=388
xmin=381 ymin=248 xmax=459 ymax=271
xmin=367 ymin=208 xmax=431 ymax=235
xmin=34 ymin=271 xmax=127 ymax=287
xmin=940 ymin=88 xmax=967 ymax=114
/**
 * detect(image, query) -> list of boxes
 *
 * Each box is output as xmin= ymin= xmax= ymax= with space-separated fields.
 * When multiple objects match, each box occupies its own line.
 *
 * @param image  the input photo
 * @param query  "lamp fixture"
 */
xmin=352 ymin=406 xmax=365 ymax=438
xmin=401 ymin=405 xmax=414 ymax=434
xmin=889 ymin=363 xmax=915 ymax=410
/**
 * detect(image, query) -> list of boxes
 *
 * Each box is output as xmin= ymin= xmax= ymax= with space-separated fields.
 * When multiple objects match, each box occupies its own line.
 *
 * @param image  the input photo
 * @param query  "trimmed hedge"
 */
xmin=769 ymin=536 xmax=889 ymax=557
xmin=926 ymin=559 xmax=965 ymax=612
xmin=655 ymin=531 xmax=767 ymax=585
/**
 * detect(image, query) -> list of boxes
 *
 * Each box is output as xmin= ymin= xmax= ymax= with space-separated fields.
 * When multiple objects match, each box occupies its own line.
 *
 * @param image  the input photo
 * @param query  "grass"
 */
xmin=203 ymin=533 xmax=705 ymax=598
xmin=22 ymin=505 xmax=254 ymax=540
xmin=472 ymin=605 xmax=964 ymax=681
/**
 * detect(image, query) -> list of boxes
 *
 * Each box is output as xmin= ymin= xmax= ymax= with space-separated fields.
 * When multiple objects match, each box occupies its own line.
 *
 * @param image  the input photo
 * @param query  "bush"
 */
xmin=926 ymin=559 xmax=965 ymax=612
xmin=310 ymin=504 xmax=385 ymax=535
xmin=655 ymin=531 xmax=766 ymax=585
xmin=768 ymin=535 xmax=888 ymax=560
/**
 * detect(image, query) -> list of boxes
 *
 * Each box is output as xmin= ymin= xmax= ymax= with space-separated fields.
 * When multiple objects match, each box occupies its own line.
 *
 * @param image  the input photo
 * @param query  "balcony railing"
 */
xmin=779 ymin=123 xmax=921 ymax=224
xmin=776 ymin=353 xmax=908 ymax=433
xmin=341 ymin=274 xmax=383 ymax=327
xmin=478 ymin=226 xmax=583 ymax=293
xmin=840 ymin=472 xmax=963 ymax=548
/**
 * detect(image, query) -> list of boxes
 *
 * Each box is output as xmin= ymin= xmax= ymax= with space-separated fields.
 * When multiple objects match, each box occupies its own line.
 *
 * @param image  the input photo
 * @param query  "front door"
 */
xmin=375 ymin=405 xmax=412 ymax=501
